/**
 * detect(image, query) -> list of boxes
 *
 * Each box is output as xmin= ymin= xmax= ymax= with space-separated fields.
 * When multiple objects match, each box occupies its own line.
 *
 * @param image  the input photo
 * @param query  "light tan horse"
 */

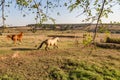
xmin=6 ymin=32 xmax=23 ymax=44
xmin=37 ymin=37 xmax=60 ymax=50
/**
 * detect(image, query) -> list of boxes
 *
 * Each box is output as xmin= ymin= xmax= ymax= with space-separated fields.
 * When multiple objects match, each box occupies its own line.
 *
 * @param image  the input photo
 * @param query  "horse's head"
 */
xmin=21 ymin=32 xmax=23 ymax=34
xmin=56 ymin=37 xmax=60 ymax=42
xmin=20 ymin=32 xmax=23 ymax=36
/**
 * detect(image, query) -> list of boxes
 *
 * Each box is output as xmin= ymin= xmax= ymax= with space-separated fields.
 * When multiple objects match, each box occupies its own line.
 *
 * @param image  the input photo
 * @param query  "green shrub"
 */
xmin=83 ymin=33 xmax=92 ymax=46
xmin=49 ymin=67 xmax=68 ymax=80
xmin=69 ymin=70 xmax=103 ymax=80
xmin=104 ymin=76 xmax=117 ymax=80
xmin=49 ymin=60 xmax=120 ymax=80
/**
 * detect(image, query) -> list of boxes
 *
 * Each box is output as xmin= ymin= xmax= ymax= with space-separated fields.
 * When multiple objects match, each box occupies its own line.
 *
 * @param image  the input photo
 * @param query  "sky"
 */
xmin=0 ymin=0 xmax=120 ymax=26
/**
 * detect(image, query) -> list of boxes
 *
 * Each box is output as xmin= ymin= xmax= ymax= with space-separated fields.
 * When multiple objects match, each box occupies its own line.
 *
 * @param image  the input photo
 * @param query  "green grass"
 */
xmin=49 ymin=59 xmax=120 ymax=80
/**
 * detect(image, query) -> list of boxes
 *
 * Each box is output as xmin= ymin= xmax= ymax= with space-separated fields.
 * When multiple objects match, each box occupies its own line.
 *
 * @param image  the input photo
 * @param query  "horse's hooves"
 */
xmin=18 ymin=43 xmax=21 ymax=45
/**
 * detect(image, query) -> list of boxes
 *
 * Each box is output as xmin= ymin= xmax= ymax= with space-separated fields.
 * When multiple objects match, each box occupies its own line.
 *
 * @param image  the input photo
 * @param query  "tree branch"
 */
xmin=92 ymin=0 xmax=106 ymax=43
xmin=0 ymin=0 xmax=4 ymax=6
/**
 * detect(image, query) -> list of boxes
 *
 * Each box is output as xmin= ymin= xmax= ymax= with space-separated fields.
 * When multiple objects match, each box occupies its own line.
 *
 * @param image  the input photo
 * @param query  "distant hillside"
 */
xmin=27 ymin=23 xmax=120 ymax=33
xmin=0 ymin=23 xmax=120 ymax=34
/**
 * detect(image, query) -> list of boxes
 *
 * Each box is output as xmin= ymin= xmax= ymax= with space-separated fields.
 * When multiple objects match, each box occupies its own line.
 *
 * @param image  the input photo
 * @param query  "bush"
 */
xmin=83 ymin=33 xmax=92 ymax=46
xmin=69 ymin=70 xmax=103 ymax=80
xmin=49 ymin=60 xmax=120 ymax=80
xmin=49 ymin=67 xmax=68 ymax=80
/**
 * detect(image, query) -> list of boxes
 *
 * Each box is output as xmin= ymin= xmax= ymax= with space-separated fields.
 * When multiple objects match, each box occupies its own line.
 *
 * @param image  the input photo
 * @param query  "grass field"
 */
xmin=0 ymin=30 xmax=120 ymax=80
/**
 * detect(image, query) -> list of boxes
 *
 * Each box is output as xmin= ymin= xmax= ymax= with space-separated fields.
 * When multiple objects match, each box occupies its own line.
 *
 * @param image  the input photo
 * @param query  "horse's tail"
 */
xmin=6 ymin=35 xmax=13 ymax=40
xmin=7 ymin=35 xmax=11 ymax=38
xmin=37 ymin=41 xmax=46 ymax=49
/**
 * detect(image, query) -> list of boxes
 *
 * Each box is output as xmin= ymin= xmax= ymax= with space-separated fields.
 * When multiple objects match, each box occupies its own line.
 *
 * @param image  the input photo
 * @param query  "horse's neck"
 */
xmin=18 ymin=33 xmax=23 ymax=36
xmin=53 ymin=38 xmax=58 ymax=42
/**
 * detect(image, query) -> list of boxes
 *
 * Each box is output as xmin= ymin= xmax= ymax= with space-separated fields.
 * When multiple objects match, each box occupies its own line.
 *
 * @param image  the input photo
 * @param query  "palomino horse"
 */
xmin=37 ymin=37 xmax=60 ymax=50
xmin=6 ymin=32 xmax=23 ymax=44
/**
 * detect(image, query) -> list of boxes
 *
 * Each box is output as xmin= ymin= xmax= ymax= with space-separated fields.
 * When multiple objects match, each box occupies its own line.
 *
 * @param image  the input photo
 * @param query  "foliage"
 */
xmin=0 ymin=0 xmax=59 ymax=26
xmin=0 ymin=74 xmax=24 ymax=80
xmin=82 ymin=33 xmax=92 ymax=46
xmin=98 ymin=25 xmax=108 ymax=33
xmin=49 ymin=59 xmax=120 ymax=80
xmin=67 ymin=0 xmax=120 ymax=42
xmin=67 ymin=0 xmax=119 ymax=23
xmin=0 ymin=0 xmax=120 ymax=24
xmin=49 ymin=66 xmax=68 ymax=80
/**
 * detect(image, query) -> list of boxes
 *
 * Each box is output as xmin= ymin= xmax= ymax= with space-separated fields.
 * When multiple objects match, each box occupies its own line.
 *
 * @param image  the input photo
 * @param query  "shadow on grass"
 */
xmin=12 ymin=48 xmax=37 ymax=51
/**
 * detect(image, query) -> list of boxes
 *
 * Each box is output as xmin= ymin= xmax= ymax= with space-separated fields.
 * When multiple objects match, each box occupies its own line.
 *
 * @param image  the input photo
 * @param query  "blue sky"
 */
xmin=0 ymin=0 xmax=120 ymax=26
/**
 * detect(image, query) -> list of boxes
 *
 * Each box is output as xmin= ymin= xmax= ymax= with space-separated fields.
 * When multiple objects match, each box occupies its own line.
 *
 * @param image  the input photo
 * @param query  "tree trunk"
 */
xmin=2 ymin=0 xmax=5 ymax=33
xmin=92 ymin=0 xmax=106 ymax=43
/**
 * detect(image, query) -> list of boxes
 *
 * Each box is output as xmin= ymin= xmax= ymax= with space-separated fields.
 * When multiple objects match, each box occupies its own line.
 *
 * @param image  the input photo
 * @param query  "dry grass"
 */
xmin=0 ymin=29 xmax=120 ymax=79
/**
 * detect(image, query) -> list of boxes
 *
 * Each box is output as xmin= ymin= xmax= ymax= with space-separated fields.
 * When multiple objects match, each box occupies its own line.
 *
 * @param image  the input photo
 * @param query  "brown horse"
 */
xmin=7 ymin=32 xmax=23 ymax=44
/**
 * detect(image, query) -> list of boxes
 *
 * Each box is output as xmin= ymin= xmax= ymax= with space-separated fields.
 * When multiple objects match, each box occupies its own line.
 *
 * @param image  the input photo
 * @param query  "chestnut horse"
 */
xmin=7 ymin=32 xmax=23 ymax=44
xmin=37 ymin=37 xmax=59 ymax=50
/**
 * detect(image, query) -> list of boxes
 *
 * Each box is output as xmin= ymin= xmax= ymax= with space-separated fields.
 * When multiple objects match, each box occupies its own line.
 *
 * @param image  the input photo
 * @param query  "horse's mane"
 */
xmin=17 ymin=32 xmax=23 ymax=36
xmin=17 ymin=32 xmax=23 ymax=38
xmin=52 ymin=37 xmax=59 ymax=39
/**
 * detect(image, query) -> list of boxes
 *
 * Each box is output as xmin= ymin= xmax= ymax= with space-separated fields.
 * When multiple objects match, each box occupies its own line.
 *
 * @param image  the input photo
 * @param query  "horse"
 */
xmin=6 ymin=32 xmax=23 ymax=44
xmin=37 ymin=37 xmax=60 ymax=50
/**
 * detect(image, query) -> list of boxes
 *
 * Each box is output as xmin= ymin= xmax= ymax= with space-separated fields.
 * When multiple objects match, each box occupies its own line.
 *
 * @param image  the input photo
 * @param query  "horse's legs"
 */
xmin=54 ymin=44 xmax=58 ymax=48
xmin=20 ymin=39 xmax=22 ymax=42
xmin=13 ymin=36 xmax=17 ymax=45
xmin=13 ymin=40 xmax=17 ymax=45
xmin=55 ymin=45 xmax=58 ymax=48
xmin=18 ymin=39 xmax=22 ymax=44
xmin=45 ymin=45 xmax=48 ymax=51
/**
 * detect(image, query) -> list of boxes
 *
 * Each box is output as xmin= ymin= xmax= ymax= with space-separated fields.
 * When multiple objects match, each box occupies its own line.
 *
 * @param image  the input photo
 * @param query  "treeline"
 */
xmin=27 ymin=23 xmax=120 ymax=33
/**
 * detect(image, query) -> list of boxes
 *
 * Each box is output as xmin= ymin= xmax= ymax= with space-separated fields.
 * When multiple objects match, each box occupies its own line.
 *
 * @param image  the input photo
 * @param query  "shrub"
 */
xmin=49 ymin=59 xmax=120 ymax=80
xmin=49 ymin=67 xmax=68 ymax=80
xmin=69 ymin=70 xmax=103 ymax=80
xmin=83 ymin=33 xmax=92 ymax=46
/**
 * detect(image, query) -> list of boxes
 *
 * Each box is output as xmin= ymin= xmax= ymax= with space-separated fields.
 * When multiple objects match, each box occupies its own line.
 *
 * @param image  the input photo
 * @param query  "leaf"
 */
xmin=64 ymin=3 xmax=67 ymax=6
xmin=68 ymin=4 xmax=78 ymax=12
xmin=94 ymin=0 xmax=98 ymax=5
xmin=23 ymin=14 xmax=26 ymax=17
xmin=57 ymin=12 xmax=60 ymax=15
xmin=49 ymin=17 xmax=55 ymax=24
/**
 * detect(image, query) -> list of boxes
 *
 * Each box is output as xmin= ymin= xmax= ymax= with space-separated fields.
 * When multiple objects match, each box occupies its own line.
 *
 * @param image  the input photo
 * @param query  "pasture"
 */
xmin=0 ymin=29 xmax=120 ymax=80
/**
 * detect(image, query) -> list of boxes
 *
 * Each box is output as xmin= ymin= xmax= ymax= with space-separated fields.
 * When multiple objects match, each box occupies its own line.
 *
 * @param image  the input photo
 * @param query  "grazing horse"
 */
xmin=37 ymin=37 xmax=59 ymax=50
xmin=6 ymin=32 xmax=23 ymax=44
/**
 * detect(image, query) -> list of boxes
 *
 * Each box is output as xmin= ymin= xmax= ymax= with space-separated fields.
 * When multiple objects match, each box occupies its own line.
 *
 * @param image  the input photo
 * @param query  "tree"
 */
xmin=0 ymin=0 xmax=5 ymax=33
xmin=66 ymin=0 xmax=120 ymax=42
xmin=0 ymin=0 xmax=60 ymax=33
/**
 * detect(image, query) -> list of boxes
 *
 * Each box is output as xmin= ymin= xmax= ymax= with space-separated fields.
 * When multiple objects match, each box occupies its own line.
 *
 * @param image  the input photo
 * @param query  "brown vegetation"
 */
xmin=0 ymin=28 xmax=120 ymax=79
